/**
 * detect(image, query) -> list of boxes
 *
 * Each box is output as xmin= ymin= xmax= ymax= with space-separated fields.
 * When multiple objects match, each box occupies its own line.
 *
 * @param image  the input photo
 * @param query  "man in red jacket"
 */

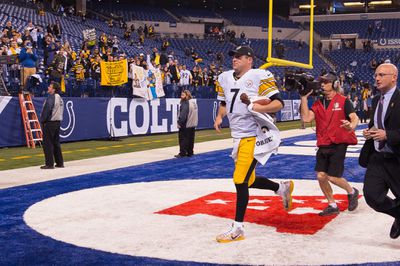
xmin=300 ymin=72 xmax=360 ymax=216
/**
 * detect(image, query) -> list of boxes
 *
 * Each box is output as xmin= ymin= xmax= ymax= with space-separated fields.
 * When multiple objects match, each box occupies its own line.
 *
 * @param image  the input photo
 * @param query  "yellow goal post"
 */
xmin=259 ymin=0 xmax=314 ymax=70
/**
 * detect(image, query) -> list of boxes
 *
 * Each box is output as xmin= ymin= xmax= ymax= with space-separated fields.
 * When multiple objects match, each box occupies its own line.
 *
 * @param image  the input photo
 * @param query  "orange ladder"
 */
xmin=18 ymin=92 xmax=42 ymax=148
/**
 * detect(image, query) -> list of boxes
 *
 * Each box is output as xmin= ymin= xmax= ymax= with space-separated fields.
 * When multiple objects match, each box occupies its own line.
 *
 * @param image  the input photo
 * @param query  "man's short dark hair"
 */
xmin=51 ymin=81 xmax=61 ymax=93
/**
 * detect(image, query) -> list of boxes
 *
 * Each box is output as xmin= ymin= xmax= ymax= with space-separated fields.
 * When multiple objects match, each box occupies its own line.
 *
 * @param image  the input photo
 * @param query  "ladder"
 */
xmin=18 ymin=92 xmax=42 ymax=148
xmin=0 ymin=65 xmax=10 ymax=96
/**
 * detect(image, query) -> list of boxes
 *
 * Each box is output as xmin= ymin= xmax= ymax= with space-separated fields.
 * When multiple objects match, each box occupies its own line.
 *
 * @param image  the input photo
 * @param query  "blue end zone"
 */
xmin=0 ymin=132 xmax=395 ymax=266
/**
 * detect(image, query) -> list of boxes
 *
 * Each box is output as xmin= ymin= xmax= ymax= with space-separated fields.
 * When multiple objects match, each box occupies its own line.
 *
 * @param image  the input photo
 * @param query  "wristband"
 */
xmin=247 ymin=103 xmax=254 ymax=112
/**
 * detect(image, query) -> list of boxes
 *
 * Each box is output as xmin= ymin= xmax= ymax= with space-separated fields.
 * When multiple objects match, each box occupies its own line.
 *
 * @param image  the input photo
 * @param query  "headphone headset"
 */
xmin=326 ymin=71 xmax=340 ymax=91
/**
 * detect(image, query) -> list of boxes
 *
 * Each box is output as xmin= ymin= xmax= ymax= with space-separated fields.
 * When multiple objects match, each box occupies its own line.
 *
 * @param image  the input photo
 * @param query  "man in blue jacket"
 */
xmin=19 ymin=42 xmax=37 ymax=90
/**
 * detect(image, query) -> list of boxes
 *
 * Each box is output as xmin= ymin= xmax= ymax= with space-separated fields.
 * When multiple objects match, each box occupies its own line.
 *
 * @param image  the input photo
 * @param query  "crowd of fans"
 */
xmin=0 ymin=16 xmax=227 ymax=98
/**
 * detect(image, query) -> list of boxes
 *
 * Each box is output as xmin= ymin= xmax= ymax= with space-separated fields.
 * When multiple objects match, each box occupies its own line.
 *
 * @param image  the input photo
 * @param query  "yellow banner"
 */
xmin=100 ymin=59 xmax=128 ymax=86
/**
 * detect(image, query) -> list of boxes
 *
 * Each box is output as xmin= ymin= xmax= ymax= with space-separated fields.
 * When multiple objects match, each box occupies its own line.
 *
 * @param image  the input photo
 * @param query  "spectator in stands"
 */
xmin=71 ymin=58 xmax=86 ymax=97
xmin=144 ymin=24 xmax=148 ymax=37
xmin=203 ymin=67 xmax=209 ymax=86
xmin=68 ymin=6 xmax=74 ymax=16
xmin=46 ymin=24 xmax=53 ymax=35
xmin=49 ymin=47 xmax=67 ymax=83
xmin=275 ymin=41 xmax=285 ymax=59
xmin=58 ymin=5 xmax=65 ymax=16
xmin=216 ymin=52 xmax=224 ymax=65
xmin=123 ymin=30 xmax=131 ymax=41
xmin=179 ymin=64 xmax=192 ymax=91
xmin=3 ymin=21 xmax=13 ymax=39
xmin=318 ymin=41 xmax=322 ymax=53
xmin=40 ymin=81 xmax=64 ymax=169
xmin=7 ymin=40 xmax=21 ymax=55
xmin=91 ymin=55 xmax=101 ymax=87
xmin=168 ymin=59 xmax=180 ymax=84
xmin=22 ymin=30 xmax=34 ymax=47
xmin=161 ymin=39 xmax=169 ymax=52
xmin=298 ymin=39 xmax=303 ymax=49
xmin=240 ymin=31 xmax=245 ymax=39
xmin=368 ymin=23 xmax=373 ymax=36
xmin=53 ymin=20 xmax=62 ymax=39
xmin=329 ymin=41 xmax=332 ymax=52
xmin=168 ymin=51 xmax=175 ymax=61
xmin=108 ymin=19 xmax=113 ymax=28
xmin=184 ymin=47 xmax=190 ymax=57
xmin=370 ymin=58 xmax=378 ymax=71
xmin=112 ymin=36 xmax=119 ymax=53
xmin=175 ymin=89 xmax=198 ymax=158
xmin=19 ymin=42 xmax=37 ymax=90
xmin=353 ymin=95 xmax=362 ymax=119
xmin=148 ymin=25 xmax=154 ymax=38
xmin=163 ymin=66 xmax=173 ymax=97
xmin=0 ymin=45 xmax=8 ymax=55
xmin=44 ymin=35 xmax=57 ymax=67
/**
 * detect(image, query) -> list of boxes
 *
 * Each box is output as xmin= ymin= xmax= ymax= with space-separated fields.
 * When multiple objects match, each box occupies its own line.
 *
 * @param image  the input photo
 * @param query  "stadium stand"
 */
xmin=169 ymin=7 xmax=218 ymax=18
xmin=93 ymin=5 xmax=177 ymax=22
xmin=314 ymin=19 xmax=400 ymax=39
xmin=220 ymin=10 xmax=299 ymax=28
xmin=2 ymin=1 xmax=399 ymax=102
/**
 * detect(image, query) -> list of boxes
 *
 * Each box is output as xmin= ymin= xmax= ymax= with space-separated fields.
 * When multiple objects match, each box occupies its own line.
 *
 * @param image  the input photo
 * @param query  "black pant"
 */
xmin=363 ymin=152 xmax=400 ymax=219
xmin=178 ymin=127 xmax=195 ymax=156
xmin=42 ymin=121 xmax=64 ymax=167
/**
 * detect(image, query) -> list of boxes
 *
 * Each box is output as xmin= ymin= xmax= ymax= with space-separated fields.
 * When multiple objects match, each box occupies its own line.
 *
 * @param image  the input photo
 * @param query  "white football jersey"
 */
xmin=179 ymin=70 xmax=192 ymax=86
xmin=216 ymin=68 xmax=279 ymax=139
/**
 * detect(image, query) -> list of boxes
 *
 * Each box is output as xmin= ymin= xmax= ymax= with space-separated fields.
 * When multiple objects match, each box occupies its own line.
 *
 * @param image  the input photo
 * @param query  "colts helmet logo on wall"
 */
xmin=60 ymin=101 xmax=76 ymax=138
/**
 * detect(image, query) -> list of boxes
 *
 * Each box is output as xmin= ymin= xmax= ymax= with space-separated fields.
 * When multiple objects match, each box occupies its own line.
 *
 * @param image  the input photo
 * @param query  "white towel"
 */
xmin=230 ymin=99 xmax=281 ymax=165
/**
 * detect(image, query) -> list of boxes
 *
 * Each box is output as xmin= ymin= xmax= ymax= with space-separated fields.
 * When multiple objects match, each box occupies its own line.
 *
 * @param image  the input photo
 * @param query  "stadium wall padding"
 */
xmin=0 ymin=97 xmax=299 ymax=147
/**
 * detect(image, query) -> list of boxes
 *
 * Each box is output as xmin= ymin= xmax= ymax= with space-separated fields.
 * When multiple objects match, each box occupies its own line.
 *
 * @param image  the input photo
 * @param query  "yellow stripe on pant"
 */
xmin=233 ymin=137 xmax=257 ymax=186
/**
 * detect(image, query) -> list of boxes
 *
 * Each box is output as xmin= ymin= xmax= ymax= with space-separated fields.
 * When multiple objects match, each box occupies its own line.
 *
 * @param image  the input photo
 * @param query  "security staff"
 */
xmin=175 ymin=89 xmax=198 ymax=158
xmin=361 ymin=63 xmax=400 ymax=239
xmin=40 ymin=82 xmax=64 ymax=169
xmin=301 ymin=72 xmax=360 ymax=216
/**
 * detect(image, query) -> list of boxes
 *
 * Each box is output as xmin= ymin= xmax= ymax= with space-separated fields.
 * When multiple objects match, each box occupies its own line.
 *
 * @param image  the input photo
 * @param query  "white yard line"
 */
xmin=0 ymin=128 xmax=314 ymax=189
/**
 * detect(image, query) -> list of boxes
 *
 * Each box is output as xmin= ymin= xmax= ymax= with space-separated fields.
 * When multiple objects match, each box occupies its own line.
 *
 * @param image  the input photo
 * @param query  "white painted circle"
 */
xmin=24 ymin=179 xmax=400 ymax=265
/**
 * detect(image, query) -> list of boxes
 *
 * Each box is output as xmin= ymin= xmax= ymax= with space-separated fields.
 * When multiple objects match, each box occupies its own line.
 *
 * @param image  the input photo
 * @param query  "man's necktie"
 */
xmin=377 ymin=95 xmax=385 ymax=150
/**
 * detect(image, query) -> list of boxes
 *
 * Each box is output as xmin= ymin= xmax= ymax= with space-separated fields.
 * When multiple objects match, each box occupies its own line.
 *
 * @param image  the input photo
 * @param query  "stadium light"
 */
xmin=343 ymin=2 xmax=364 ymax=6
xmin=344 ymin=0 xmax=392 ymax=6
xmin=370 ymin=0 xmax=392 ymax=5
xmin=299 ymin=4 xmax=316 ymax=9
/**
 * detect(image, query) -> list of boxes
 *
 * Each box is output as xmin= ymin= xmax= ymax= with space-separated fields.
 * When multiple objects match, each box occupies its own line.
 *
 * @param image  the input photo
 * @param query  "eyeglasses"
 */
xmin=373 ymin=73 xmax=393 ymax=78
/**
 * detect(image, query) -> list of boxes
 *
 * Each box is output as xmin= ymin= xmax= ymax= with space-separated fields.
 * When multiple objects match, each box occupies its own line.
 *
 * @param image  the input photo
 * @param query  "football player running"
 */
xmin=214 ymin=46 xmax=294 ymax=243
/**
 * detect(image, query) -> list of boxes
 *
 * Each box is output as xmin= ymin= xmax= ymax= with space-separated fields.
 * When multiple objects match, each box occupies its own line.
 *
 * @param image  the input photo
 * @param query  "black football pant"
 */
xmin=42 ymin=121 xmax=64 ymax=167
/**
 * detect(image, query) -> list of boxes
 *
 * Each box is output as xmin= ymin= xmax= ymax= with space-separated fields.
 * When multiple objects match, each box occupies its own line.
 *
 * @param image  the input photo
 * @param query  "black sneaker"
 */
xmin=390 ymin=218 xmax=400 ymax=239
xmin=347 ymin=187 xmax=359 ymax=211
xmin=40 ymin=165 xmax=54 ymax=169
xmin=174 ymin=154 xmax=186 ymax=158
xmin=55 ymin=164 xmax=65 ymax=168
xmin=319 ymin=205 xmax=340 ymax=216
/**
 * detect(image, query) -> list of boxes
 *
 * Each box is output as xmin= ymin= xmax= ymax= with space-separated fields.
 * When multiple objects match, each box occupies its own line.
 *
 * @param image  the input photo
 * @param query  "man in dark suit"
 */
xmin=360 ymin=63 xmax=400 ymax=239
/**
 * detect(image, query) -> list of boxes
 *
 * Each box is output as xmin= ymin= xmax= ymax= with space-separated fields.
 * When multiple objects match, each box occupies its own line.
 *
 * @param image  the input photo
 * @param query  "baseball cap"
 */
xmin=317 ymin=72 xmax=337 ymax=83
xmin=228 ymin=46 xmax=254 ymax=58
xmin=26 ymin=42 xmax=33 ymax=48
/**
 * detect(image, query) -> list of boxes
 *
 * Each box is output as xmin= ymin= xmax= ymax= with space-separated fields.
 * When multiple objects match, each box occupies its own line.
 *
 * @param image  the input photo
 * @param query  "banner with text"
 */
xmin=0 ymin=97 xmax=300 ymax=147
xmin=100 ymin=59 xmax=128 ymax=86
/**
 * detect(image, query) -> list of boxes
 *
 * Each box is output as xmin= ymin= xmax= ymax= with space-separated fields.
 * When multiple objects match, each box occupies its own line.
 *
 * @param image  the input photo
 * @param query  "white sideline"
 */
xmin=0 ymin=128 xmax=314 ymax=189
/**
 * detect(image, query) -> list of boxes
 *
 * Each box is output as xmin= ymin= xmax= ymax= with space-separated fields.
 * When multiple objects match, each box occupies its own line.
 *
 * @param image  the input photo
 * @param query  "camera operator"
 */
xmin=300 ymin=72 xmax=360 ymax=216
